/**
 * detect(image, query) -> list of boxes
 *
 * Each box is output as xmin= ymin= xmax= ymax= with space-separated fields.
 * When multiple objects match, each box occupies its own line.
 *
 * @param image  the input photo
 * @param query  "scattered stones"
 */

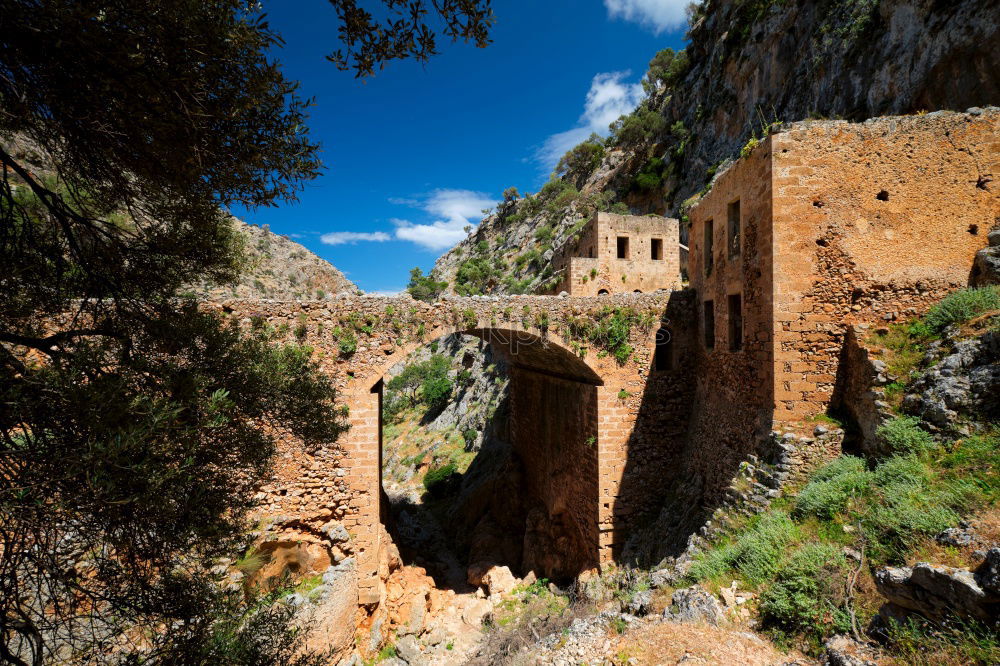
xmin=822 ymin=635 xmax=878 ymax=666
xmin=874 ymin=560 xmax=1000 ymax=623
xmin=394 ymin=635 xmax=422 ymax=664
xmin=627 ymin=589 xmax=654 ymax=616
xmin=975 ymin=548 xmax=1000 ymax=595
xmin=663 ymin=586 xmax=726 ymax=626
xmin=467 ymin=563 xmax=518 ymax=597
xmin=936 ymin=526 xmax=975 ymax=547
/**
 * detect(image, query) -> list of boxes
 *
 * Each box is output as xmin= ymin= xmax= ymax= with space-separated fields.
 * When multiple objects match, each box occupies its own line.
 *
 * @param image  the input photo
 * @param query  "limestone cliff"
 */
xmin=432 ymin=0 xmax=1000 ymax=295
xmin=192 ymin=217 xmax=358 ymax=300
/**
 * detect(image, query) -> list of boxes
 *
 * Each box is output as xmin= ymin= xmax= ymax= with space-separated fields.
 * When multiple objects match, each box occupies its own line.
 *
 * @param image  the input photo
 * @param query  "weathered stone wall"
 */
xmin=551 ymin=213 xmax=681 ymax=295
xmin=509 ymin=368 xmax=599 ymax=579
xmin=770 ymin=110 xmax=1000 ymax=424
xmin=610 ymin=290 xmax=697 ymax=553
xmin=685 ymin=138 xmax=777 ymax=500
xmin=831 ymin=326 xmax=897 ymax=454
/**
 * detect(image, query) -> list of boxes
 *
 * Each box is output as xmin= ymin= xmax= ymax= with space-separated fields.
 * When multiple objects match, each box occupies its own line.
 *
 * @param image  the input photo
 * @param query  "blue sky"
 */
xmin=232 ymin=0 xmax=689 ymax=293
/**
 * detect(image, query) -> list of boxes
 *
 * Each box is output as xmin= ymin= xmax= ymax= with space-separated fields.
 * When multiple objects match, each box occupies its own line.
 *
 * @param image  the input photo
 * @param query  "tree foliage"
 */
xmin=642 ymin=47 xmax=690 ymax=94
xmin=327 ymin=0 xmax=495 ymax=77
xmin=0 ymin=1 xmax=440 ymax=662
xmin=608 ymin=106 xmax=667 ymax=147
xmin=555 ymin=133 xmax=606 ymax=188
xmin=406 ymin=266 xmax=449 ymax=302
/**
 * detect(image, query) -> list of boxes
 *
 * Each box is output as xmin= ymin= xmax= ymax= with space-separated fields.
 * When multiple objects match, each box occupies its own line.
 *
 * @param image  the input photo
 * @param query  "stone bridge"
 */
xmin=212 ymin=292 xmax=694 ymax=604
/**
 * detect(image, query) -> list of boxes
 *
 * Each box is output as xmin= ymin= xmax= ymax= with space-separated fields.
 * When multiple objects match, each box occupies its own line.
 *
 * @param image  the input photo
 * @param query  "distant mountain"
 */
xmin=193 ymin=218 xmax=359 ymax=300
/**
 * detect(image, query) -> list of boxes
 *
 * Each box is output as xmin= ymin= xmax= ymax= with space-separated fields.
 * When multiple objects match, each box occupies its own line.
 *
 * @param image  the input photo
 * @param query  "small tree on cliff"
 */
xmin=0 ymin=1 xmax=493 ymax=663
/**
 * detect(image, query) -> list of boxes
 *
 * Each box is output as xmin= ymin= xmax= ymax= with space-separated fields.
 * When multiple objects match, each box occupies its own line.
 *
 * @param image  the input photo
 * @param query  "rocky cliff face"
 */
xmin=433 ymin=0 xmax=1000 ymax=296
xmin=193 ymin=218 xmax=358 ymax=300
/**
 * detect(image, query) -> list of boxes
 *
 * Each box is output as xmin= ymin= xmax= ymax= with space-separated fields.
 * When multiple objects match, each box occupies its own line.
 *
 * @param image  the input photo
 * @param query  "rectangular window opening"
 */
xmin=616 ymin=236 xmax=630 ymax=259
xmin=703 ymin=300 xmax=715 ymax=350
xmin=654 ymin=327 xmax=673 ymax=371
xmin=650 ymin=238 xmax=663 ymax=261
xmin=728 ymin=293 xmax=743 ymax=351
xmin=703 ymin=220 xmax=714 ymax=275
xmin=727 ymin=200 xmax=741 ymax=259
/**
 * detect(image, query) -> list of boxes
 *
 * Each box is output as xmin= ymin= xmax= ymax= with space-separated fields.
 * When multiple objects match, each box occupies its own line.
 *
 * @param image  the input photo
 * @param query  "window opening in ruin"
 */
xmin=616 ymin=236 xmax=630 ymax=259
xmin=728 ymin=293 xmax=743 ymax=351
xmin=727 ymin=200 xmax=741 ymax=259
xmin=598 ymin=289 xmax=610 ymax=295
xmin=654 ymin=327 xmax=673 ymax=371
xmin=968 ymin=224 xmax=979 ymax=235
xmin=703 ymin=300 xmax=715 ymax=349
xmin=704 ymin=220 xmax=714 ymax=275
xmin=588 ymin=247 xmax=595 ymax=258
xmin=876 ymin=190 xmax=889 ymax=201
xmin=650 ymin=238 xmax=663 ymax=260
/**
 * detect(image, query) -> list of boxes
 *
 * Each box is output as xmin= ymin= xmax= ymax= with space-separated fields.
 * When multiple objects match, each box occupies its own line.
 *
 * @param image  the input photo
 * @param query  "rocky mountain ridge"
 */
xmin=192 ymin=218 xmax=358 ymax=301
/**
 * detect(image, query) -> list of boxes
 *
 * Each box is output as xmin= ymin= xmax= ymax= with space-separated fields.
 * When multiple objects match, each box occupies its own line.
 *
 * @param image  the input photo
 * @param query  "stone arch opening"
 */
xmin=368 ymin=326 xmax=605 ymax=590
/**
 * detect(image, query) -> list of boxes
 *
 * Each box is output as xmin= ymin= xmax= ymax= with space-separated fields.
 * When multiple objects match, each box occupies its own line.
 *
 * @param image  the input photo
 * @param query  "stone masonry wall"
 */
xmin=685 ymin=138 xmax=777 ymax=501
xmin=770 ymin=110 xmax=1000 ymax=425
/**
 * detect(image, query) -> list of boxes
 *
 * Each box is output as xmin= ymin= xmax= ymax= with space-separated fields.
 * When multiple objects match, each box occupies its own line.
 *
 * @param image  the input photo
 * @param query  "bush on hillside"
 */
xmin=407 ymin=266 xmax=448 ymax=302
xmin=423 ymin=463 xmax=459 ymax=497
xmin=687 ymin=512 xmax=798 ymax=585
xmin=608 ymin=106 xmax=667 ymax=146
xmin=793 ymin=455 xmax=872 ymax=520
xmin=555 ymin=133 xmax=605 ymax=185
xmin=759 ymin=543 xmax=851 ymax=645
xmin=876 ymin=416 xmax=934 ymax=455
xmin=924 ymin=286 xmax=1000 ymax=332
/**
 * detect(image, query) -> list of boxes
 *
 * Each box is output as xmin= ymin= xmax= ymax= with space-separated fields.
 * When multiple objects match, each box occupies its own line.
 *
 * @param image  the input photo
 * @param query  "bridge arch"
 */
xmin=214 ymin=294 xmax=682 ymax=606
xmin=344 ymin=322 xmax=612 ymax=599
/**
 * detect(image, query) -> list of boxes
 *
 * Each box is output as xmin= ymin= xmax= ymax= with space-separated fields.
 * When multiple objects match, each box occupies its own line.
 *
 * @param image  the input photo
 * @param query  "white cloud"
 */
xmin=391 ymin=188 xmax=496 ymax=251
xmin=604 ymin=0 xmax=690 ymax=34
xmin=317 ymin=189 xmax=496 ymax=253
xmin=536 ymin=71 xmax=645 ymax=170
xmin=320 ymin=231 xmax=391 ymax=245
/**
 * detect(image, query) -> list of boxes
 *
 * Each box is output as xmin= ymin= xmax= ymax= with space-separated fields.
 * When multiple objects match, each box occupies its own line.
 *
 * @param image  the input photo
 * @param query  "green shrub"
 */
xmin=688 ymin=512 xmax=798 ymax=586
xmin=877 ymin=417 xmax=934 ymax=455
xmin=884 ymin=614 xmax=1000 ymax=665
xmin=759 ymin=544 xmax=851 ymax=645
xmin=555 ymin=133 xmax=605 ymax=184
xmin=863 ymin=456 xmax=970 ymax=562
xmin=337 ymin=330 xmax=357 ymax=357
xmin=421 ymin=373 xmax=453 ymax=412
xmin=406 ymin=268 xmax=448 ymax=303
xmin=633 ymin=157 xmax=666 ymax=191
xmin=924 ymin=286 xmax=1000 ymax=332
xmin=940 ymin=431 xmax=1000 ymax=502
xmin=793 ymin=456 xmax=872 ymax=520
xmin=423 ymin=463 xmax=459 ymax=497
xmin=534 ymin=224 xmax=554 ymax=243
xmin=643 ymin=47 xmax=689 ymax=94
xmin=608 ymin=106 xmax=666 ymax=146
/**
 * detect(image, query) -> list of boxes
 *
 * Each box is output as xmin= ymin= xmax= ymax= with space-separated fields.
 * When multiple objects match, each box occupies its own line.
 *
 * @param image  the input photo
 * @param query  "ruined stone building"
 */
xmin=683 ymin=109 xmax=1000 ymax=494
xmin=549 ymin=212 xmax=682 ymax=295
